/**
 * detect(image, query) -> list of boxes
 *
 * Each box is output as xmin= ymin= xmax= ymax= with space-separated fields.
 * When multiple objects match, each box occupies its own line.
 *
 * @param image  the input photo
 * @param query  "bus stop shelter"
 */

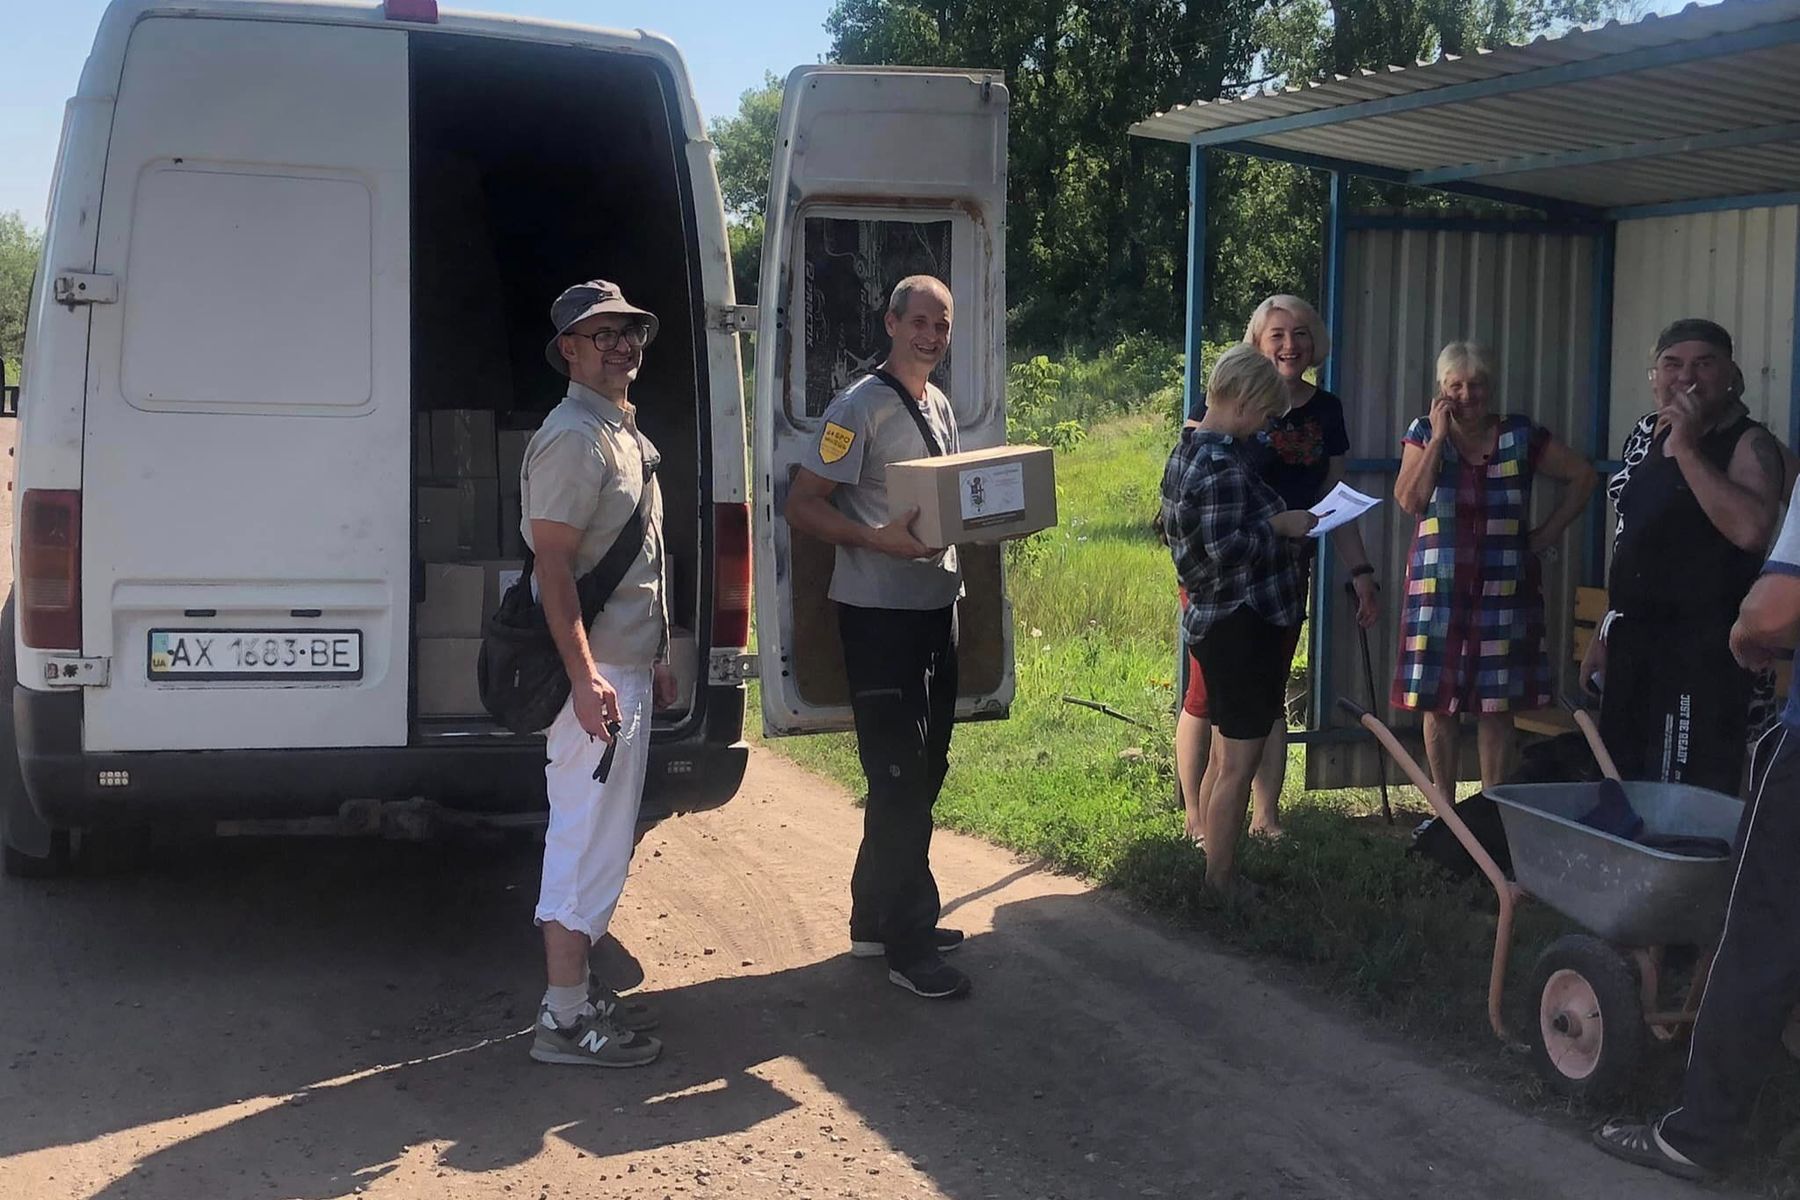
xmin=1131 ymin=0 xmax=1800 ymax=787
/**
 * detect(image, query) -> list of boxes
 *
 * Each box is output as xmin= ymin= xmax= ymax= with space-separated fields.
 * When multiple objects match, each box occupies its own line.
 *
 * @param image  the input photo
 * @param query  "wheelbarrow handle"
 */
xmin=1336 ymin=696 xmax=1370 ymax=721
xmin=1337 ymin=694 xmax=1519 ymax=1041
xmin=1556 ymin=695 xmax=1623 ymax=782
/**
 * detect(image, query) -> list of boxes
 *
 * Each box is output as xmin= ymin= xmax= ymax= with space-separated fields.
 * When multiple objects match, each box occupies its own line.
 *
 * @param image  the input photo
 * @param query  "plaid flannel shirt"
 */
xmin=1161 ymin=428 xmax=1306 ymax=643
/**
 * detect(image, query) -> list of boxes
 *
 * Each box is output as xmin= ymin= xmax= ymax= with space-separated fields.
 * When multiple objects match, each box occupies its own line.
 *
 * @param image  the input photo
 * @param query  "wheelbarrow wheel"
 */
xmin=1529 ymin=934 xmax=1646 ymax=1101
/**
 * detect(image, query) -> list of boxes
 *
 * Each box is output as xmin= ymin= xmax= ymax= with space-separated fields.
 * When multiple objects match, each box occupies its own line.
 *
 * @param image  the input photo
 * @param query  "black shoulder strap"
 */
xmin=513 ymin=433 xmax=658 ymax=621
xmin=871 ymin=367 xmax=945 ymax=457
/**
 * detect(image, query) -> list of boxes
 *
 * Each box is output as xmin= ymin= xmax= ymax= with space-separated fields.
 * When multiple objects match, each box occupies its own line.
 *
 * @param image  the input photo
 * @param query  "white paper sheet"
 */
xmin=1306 ymin=481 xmax=1381 ymax=538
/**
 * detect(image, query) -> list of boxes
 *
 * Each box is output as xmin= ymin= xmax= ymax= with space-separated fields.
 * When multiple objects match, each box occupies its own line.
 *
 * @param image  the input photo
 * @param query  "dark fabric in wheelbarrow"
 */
xmin=1576 ymin=778 xmax=1732 ymax=858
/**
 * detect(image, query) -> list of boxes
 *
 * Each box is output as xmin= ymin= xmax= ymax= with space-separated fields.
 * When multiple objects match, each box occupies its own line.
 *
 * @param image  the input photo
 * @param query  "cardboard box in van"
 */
xmin=430 ymin=409 xmax=497 ymax=479
xmin=886 ymin=446 xmax=1057 ymax=550
xmin=415 ymin=563 xmax=485 ymax=638
xmin=416 ymin=638 xmax=484 ymax=716
xmin=659 ymin=626 xmax=699 ymax=714
xmin=415 ymin=483 xmax=500 ymax=561
xmin=498 ymin=430 xmax=532 ymax=498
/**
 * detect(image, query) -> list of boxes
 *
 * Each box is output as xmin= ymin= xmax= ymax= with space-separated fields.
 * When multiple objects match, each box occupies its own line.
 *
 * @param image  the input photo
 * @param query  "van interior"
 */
xmin=406 ymin=32 xmax=706 ymax=734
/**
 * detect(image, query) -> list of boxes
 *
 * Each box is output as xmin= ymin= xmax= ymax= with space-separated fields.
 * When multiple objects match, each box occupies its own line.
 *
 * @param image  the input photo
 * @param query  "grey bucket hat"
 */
xmin=544 ymin=279 xmax=659 ymax=375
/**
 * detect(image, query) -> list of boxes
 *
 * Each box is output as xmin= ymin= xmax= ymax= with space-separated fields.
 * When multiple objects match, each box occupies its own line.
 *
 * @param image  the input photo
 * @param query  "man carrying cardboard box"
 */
xmin=784 ymin=275 xmax=971 ymax=1001
xmin=522 ymin=280 xmax=678 ymax=1067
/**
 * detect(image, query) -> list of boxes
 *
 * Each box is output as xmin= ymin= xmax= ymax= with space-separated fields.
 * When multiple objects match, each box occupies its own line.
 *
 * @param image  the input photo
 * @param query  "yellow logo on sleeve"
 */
xmin=819 ymin=422 xmax=856 ymax=464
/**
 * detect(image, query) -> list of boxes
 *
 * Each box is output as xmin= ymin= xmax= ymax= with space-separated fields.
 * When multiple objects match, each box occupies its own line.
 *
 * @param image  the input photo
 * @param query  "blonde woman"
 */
xmin=1176 ymin=295 xmax=1377 ymax=846
xmin=1161 ymin=345 xmax=1318 ymax=892
xmin=1392 ymin=342 xmax=1596 ymax=798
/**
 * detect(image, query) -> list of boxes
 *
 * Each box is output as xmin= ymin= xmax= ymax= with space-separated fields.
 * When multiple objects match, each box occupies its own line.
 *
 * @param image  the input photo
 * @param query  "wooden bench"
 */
xmin=1513 ymin=586 xmax=1606 ymax=738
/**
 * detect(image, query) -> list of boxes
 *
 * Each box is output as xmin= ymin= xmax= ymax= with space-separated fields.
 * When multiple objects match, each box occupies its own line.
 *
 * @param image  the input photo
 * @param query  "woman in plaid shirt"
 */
xmin=1161 ymin=345 xmax=1319 ymax=891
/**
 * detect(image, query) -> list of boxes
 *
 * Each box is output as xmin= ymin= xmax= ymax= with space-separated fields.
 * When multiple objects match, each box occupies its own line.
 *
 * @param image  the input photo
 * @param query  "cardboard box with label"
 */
xmin=886 ymin=445 xmax=1057 ymax=549
xmin=416 ymin=637 xmax=484 ymax=716
xmin=464 ymin=560 xmax=526 ymax=626
xmin=416 ymin=481 xmax=500 ymax=561
xmin=415 ymin=563 xmax=485 ymax=638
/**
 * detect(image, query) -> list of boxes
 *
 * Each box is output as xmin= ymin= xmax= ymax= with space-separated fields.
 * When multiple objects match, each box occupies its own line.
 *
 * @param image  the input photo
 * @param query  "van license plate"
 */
xmin=148 ymin=630 xmax=363 ymax=681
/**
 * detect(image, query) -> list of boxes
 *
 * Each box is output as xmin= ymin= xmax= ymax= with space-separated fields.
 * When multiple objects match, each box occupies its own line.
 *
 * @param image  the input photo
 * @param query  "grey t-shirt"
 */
xmin=801 ymin=372 xmax=964 ymax=610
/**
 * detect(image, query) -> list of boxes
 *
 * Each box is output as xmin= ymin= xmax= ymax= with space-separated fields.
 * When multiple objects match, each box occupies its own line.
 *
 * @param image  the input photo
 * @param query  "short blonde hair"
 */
xmin=1245 ymin=294 xmax=1329 ymax=368
xmin=1436 ymin=341 xmax=1495 ymax=389
xmin=1208 ymin=343 xmax=1287 ymax=418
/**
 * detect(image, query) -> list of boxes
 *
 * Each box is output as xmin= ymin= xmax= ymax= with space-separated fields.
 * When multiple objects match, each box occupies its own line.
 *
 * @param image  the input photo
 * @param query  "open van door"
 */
xmin=752 ymin=66 xmax=1010 ymax=736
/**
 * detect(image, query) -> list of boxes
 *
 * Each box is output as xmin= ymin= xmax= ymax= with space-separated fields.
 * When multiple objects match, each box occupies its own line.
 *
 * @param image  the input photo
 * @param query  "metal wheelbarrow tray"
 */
xmin=1485 ymin=781 xmax=1743 ymax=947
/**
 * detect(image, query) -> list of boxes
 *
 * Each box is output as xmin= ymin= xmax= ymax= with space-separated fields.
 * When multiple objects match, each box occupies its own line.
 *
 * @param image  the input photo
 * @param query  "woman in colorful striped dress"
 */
xmin=1392 ymin=342 xmax=1597 ymax=800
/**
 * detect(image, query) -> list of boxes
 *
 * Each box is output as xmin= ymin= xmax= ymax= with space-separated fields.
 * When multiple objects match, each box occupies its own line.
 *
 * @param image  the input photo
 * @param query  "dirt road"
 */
xmin=0 ymin=740 xmax=1706 ymax=1200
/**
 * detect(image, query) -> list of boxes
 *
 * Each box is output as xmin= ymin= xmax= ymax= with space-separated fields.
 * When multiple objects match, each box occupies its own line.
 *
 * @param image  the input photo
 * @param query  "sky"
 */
xmin=1 ymin=0 xmax=1702 ymax=227
xmin=0 ymin=0 xmax=836 ymax=224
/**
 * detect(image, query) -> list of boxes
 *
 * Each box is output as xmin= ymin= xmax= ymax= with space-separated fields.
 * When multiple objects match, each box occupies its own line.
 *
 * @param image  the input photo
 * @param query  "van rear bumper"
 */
xmin=15 ymin=686 xmax=748 ymax=829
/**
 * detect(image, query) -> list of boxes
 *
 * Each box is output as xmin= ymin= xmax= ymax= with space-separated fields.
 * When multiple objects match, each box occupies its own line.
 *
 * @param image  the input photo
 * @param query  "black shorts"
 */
xmin=1190 ymin=605 xmax=1296 ymax=740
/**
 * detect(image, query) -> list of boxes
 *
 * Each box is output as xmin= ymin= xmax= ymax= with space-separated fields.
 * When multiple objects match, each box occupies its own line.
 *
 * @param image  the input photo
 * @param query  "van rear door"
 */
xmin=751 ymin=66 xmax=1010 ymax=736
xmin=80 ymin=16 xmax=411 ymax=752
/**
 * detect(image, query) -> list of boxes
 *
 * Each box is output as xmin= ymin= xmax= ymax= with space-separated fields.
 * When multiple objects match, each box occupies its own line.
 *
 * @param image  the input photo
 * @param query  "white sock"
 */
xmin=543 ymin=983 xmax=592 ymax=1028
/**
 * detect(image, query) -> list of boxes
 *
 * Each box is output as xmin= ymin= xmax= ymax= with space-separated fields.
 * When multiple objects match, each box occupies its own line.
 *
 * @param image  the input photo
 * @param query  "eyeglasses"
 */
xmin=567 ymin=325 xmax=650 ymax=352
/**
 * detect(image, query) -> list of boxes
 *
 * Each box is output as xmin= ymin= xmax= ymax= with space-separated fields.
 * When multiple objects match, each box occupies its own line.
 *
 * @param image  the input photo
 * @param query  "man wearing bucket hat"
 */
xmin=521 ymin=280 xmax=677 ymax=1068
xmin=1581 ymin=318 xmax=1786 ymax=795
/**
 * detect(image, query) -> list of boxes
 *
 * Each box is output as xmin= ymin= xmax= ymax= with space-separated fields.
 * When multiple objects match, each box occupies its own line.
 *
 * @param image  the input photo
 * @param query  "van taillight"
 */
xmin=20 ymin=490 xmax=80 ymax=650
xmin=712 ymin=502 xmax=751 ymax=648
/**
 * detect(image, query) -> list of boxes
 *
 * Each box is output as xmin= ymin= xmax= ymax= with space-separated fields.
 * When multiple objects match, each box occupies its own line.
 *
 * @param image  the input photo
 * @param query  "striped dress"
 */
xmin=1391 ymin=413 xmax=1553 ymax=715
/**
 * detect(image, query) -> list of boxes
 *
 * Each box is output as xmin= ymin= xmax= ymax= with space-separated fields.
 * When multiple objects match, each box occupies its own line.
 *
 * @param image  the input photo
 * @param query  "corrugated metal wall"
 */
xmin=1609 ymin=206 xmax=1798 ymax=452
xmin=1307 ymin=226 xmax=1598 ymax=790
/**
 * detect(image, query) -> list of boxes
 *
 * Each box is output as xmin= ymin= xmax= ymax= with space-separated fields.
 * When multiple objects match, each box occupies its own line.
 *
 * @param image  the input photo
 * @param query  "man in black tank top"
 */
xmin=1583 ymin=319 xmax=1786 ymax=795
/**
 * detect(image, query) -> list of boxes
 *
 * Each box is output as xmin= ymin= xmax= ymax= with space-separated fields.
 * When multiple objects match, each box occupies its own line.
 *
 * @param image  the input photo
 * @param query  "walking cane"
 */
xmin=1345 ymin=581 xmax=1394 ymax=825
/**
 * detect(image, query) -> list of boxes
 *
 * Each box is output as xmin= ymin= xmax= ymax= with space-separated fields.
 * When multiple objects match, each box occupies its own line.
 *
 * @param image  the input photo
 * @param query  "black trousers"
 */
xmin=1599 ymin=616 xmax=1751 ymax=796
xmin=838 ymin=602 xmax=957 ymax=969
xmin=1660 ymin=725 xmax=1800 ymax=1168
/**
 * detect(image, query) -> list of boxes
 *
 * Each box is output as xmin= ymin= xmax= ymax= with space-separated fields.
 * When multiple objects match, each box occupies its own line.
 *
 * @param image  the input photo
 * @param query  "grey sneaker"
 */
xmin=588 ymin=971 xmax=659 ymax=1032
xmin=529 ymin=1004 xmax=662 ymax=1068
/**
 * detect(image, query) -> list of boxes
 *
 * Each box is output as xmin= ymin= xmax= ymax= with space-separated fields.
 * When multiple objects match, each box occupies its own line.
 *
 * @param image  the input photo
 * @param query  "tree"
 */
xmin=0 ymin=212 xmax=41 ymax=383
xmin=823 ymin=0 xmax=1619 ymax=352
xmin=709 ymin=73 xmax=784 ymax=303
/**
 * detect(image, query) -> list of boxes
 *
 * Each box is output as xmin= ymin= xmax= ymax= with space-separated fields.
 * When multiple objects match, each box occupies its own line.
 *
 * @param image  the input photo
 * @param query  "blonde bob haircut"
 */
xmin=1436 ymin=341 xmax=1496 ymax=390
xmin=1244 ymin=294 xmax=1330 ymax=368
xmin=1208 ymin=343 xmax=1288 ymax=419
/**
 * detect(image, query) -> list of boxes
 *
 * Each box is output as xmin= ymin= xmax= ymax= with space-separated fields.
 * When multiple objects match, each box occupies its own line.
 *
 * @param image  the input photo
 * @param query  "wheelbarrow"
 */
xmin=1338 ymin=697 xmax=1743 ymax=1098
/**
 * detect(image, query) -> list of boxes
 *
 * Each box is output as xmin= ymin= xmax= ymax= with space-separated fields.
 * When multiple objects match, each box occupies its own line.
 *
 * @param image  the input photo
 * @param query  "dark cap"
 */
xmin=544 ymin=280 xmax=659 ymax=375
xmin=1654 ymin=317 xmax=1733 ymax=360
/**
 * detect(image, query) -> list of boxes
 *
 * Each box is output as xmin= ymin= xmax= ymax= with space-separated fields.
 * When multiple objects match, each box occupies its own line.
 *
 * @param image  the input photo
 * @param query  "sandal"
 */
xmin=1591 ymin=1118 xmax=1713 ymax=1182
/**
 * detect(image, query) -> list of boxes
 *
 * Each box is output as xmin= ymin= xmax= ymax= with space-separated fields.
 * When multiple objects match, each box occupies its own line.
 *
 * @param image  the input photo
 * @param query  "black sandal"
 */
xmin=1591 ymin=1118 xmax=1713 ymax=1182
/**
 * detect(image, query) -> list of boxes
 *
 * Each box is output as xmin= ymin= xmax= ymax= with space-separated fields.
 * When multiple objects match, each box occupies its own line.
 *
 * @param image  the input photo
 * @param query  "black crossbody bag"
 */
xmin=871 ymin=368 xmax=946 ymax=457
xmin=477 ymin=440 xmax=658 ymax=735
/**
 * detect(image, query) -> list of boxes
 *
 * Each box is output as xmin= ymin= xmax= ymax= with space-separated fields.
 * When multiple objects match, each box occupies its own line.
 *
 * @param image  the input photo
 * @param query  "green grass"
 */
xmin=755 ymin=410 xmax=1800 ymax=1192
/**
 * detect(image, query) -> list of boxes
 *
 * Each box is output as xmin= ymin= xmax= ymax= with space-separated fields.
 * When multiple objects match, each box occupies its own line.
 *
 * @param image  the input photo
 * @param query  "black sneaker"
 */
xmin=851 ymin=927 xmax=965 ymax=959
xmin=887 ymin=954 xmax=972 ymax=1000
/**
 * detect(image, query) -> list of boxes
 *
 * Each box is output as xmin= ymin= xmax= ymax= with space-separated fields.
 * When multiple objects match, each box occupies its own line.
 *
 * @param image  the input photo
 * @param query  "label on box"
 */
xmin=959 ymin=461 xmax=1026 ymax=529
xmin=498 ymin=568 xmax=522 ymax=598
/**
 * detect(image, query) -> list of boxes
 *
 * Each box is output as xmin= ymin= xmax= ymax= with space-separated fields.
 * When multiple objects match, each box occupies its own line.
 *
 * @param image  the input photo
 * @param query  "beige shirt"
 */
xmin=520 ymin=383 xmax=668 ymax=667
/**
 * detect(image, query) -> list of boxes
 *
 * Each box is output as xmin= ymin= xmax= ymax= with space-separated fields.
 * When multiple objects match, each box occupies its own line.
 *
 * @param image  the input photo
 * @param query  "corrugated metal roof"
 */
xmin=1130 ymin=0 xmax=1800 ymax=211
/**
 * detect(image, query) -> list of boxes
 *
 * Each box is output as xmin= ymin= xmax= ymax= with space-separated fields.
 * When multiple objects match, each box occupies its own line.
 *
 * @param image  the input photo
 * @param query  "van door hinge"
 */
xmin=707 ymin=648 xmax=758 ymax=684
xmin=53 ymin=273 xmax=118 ymax=306
xmin=705 ymin=303 xmax=758 ymax=334
xmin=43 ymin=656 xmax=110 ymax=687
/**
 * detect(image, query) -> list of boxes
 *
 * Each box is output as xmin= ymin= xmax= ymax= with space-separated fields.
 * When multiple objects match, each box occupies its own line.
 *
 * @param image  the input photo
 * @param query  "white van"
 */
xmin=3 ymin=0 xmax=1012 ymax=874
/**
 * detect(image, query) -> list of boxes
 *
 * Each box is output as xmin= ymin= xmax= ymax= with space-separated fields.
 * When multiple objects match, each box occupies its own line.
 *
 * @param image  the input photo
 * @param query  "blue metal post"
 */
xmin=1183 ymin=143 xmax=1208 ymax=420
xmin=1588 ymin=223 xmax=1617 ymax=586
xmin=1311 ymin=170 xmax=1349 ymax=732
xmin=1175 ymin=144 xmax=1208 ymax=757
xmin=1791 ymin=230 xmax=1800 ymax=451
